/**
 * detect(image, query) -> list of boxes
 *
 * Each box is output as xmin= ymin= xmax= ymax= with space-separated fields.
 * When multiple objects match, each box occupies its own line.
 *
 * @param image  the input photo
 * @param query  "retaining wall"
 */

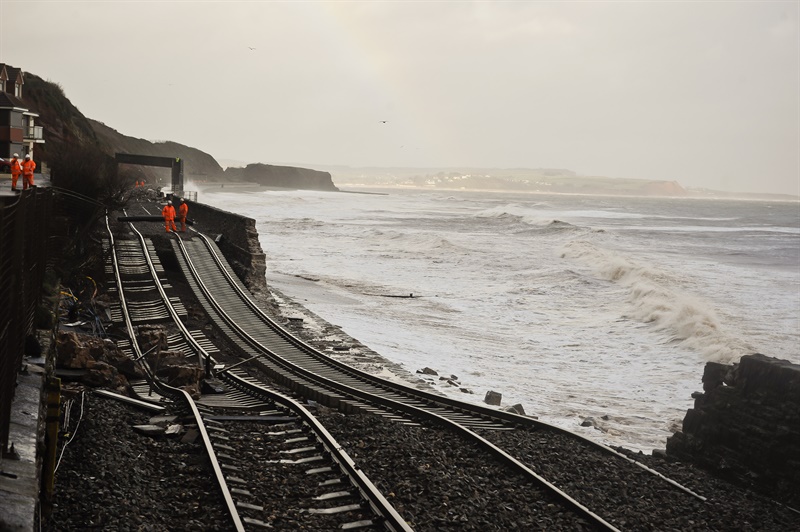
xmin=666 ymin=353 xmax=800 ymax=506
xmin=185 ymin=200 xmax=267 ymax=293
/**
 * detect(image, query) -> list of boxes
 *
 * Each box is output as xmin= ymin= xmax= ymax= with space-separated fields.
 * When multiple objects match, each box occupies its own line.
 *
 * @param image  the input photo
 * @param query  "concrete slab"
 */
xmin=0 ymin=359 xmax=46 ymax=532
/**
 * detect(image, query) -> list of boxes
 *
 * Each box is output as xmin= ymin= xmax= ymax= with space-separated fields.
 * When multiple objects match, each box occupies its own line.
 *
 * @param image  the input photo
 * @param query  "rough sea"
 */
xmin=195 ymin=186 xmax=800 ymax=452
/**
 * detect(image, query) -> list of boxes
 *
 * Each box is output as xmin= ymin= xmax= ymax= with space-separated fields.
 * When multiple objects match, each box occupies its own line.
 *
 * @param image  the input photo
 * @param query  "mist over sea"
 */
xmin=196 ymin=187 xmax=800 ymax=452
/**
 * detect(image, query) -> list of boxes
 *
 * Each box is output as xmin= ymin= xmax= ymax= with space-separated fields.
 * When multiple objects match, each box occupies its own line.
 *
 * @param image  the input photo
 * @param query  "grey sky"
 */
xmin=1 ymin=1 xmax=798 ymax=195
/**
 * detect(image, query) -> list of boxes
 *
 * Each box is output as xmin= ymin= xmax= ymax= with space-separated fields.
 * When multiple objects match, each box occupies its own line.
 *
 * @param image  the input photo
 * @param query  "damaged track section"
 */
xmin=88 ymin=212 xmax=411 ymax=530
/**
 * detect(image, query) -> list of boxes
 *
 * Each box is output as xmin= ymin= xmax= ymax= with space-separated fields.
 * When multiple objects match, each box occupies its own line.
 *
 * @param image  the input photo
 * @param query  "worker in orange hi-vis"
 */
xmin=21 ymin=154 xmax=36 ymax=190
xmin=162 ymin=200 xmax=177 ymax=232
xmin=8 ymin=153 xmax=21 ymax=191
xmin=177 ymin=198 xmax=189 ymax=232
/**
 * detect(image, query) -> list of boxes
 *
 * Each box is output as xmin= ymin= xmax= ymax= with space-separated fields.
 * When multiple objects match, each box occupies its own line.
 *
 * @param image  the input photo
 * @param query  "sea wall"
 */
xmin=666 ymin=353 xmax=800 ymax=506
xmin=186 ymin=200 xmax=267 ymax=293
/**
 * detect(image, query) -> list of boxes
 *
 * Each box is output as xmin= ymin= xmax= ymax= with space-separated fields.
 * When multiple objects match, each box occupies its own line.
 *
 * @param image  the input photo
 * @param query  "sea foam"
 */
xmin=561 ymin=240 xmax=751 ymax=362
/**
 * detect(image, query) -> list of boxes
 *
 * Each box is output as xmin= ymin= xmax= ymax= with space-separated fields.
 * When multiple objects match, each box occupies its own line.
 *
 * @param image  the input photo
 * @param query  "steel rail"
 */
xmin=193 ymin=231 xmax=707 ymax=502
xmin=174 ymin=228 xmax=622 ymax=531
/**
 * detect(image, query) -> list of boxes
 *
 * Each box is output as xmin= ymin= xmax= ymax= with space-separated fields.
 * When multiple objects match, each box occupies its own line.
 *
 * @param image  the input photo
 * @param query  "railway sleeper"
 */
xmin=241 ymin=516 xmax=272 ymax=529
xmin=313 ymin=490 xmax=357 ymax=502
xmin=307 ymin=502 xmax=365 ymax=515
xmin=277 ymin=455 xmax=326 ymax=465
xmin=340 ymin=519 xmax=381 ymax=530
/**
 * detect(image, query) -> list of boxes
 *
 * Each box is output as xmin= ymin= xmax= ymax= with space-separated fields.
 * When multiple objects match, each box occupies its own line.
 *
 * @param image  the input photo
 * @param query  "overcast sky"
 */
xmin=1 ymin=1 xmax=798 ymax=195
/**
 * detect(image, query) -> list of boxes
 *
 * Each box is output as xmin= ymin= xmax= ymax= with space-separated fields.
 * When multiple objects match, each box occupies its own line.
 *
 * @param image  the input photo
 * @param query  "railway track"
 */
xmin=95 ymin=200 xmax=800 ymax=531
xmin=104 ymin=212 xmax=412 ymax=531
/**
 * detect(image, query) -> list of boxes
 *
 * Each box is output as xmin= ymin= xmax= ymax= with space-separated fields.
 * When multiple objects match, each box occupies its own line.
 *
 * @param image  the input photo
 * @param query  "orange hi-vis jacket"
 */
xmin=178 ymin=203 xmax=188 ymax=219
xmin=162 ymin=204 xmax=176 ymax=221
xmin=9 ymin=157 xmax=21 ymax=177
xmin=22 ymin=159 xmax=36 ymax=177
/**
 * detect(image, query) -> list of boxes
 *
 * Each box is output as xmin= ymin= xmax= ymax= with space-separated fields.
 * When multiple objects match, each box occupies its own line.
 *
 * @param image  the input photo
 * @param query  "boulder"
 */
xmin=83 ymin=360 xmax=118 ymax=388
xmin=504 ymin=404 xmax=526 ymax=416
xmin=56 ymin=331 xmax=93 ymax=368
xmin=155 ymin=365 xmax=204 ymax=389
xmin=484 ymin=390 xmax=502 ymax=406
xmin=136 ymin=324 xmax=169 ymax=352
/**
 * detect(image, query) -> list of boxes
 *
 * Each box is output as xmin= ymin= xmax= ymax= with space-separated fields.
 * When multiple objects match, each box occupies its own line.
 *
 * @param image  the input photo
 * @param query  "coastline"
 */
xmin=182 ymin=181 xmax=799 ymax=203
xmin=334 ymin=183 xmax=800 ymax=202
xmin=260 ymin=271 xmax=441 ymax=394
xmin=197 ymin=187 xmax=800 ymax=454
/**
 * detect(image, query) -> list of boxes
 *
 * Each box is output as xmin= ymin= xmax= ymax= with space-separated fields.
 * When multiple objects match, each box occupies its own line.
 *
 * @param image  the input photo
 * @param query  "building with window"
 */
xmin=0 ymin=64 xmax=44 ymax=160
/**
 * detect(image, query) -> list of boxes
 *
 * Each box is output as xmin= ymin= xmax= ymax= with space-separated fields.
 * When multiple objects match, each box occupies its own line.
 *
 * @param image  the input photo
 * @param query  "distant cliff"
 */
xmin=326 ymin=165 xmax=688 ymax=197
xmin=223 ymin=163 xmax=338 ymax=192
xmin=90 ymin=119 xmax=225 ymax=181
xmin=89 ymin=122 xmax=338 ymax=191
xmin=21 ymin=71 xmax=339 ymax=192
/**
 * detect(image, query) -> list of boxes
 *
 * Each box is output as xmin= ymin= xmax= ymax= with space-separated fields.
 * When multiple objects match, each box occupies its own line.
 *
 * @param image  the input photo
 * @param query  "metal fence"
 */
xmin=0 ymin=187 xmax=53 ymax=456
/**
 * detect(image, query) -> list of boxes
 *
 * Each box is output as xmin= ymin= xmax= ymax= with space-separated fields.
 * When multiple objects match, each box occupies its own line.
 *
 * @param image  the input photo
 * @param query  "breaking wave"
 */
xmin=364 ymin=228 xmax=466 ymax=255
xmin=476 ymin=204 xmax=560 ymax=226
xmin=560 ymin=240 xmax=753 ymax=363
xmin=476 ymin=205 xmax=589 ymax=236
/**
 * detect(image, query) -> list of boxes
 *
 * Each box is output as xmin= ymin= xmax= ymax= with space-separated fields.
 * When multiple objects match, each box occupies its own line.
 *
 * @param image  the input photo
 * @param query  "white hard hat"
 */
xmin=25 ymin=154 xmax=30 ymax=158
xmin=167 ymin=201 xmax=172 ymax=205
xmin=13 ymin=153 xmax=18 ymax=157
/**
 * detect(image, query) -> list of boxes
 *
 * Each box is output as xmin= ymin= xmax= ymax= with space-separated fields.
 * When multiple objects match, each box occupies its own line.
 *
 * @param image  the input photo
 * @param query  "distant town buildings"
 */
xmin=0 ymin=64 xmax=44 ymax=160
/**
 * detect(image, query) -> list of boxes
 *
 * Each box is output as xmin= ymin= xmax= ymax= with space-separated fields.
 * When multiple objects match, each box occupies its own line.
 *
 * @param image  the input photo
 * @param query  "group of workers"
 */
xmin=134 ymin=180 xmax=147 ymax=187
xmin=1 ymin=153 xmax=36 ymax=191
xmin=162 ymin=198 xmax=189 ymax=233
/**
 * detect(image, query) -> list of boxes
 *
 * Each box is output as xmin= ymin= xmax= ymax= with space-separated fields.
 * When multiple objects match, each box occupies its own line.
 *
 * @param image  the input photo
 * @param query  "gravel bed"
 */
xmin=216 ymin=415 xmax=376 ymax=529
xmin=41 ymin=388 xmax=800 ymax=531
xmin=319 ymin=411 xmax=595 ymax=531
xmin=480 ymin=427 xmax=800 ymax=531
xmin=42 ymin=393 xmax=232 ymax=531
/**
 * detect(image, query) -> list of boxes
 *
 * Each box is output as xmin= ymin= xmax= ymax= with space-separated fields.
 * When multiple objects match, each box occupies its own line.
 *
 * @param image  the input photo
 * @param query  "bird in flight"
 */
xmin=379 ymin=120 xmax=387 ymax=123
xmin=248 ymin=46 xmax=256 ymax=51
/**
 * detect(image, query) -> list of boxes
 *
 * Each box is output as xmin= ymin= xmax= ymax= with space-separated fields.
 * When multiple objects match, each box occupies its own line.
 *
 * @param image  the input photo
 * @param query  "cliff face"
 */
xmin=21 ymin=69 xmax=339 ymax=192
xmin=641 ymin=180 xmax=687 ymax=196
xmin=90 ymin=122 xmax=338 ymax=191
xmin=21 ymin=74 xmax=99 ymax=162
xmin=89 ymin=119 xmax=225 ymax=181
xmin=223 ymin=163 xmax=339 ymax=192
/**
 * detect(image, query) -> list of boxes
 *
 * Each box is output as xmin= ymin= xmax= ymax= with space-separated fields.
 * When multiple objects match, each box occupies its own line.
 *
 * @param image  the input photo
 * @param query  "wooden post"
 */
xmin=41 ymin=377 xmax=61 ymax=511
